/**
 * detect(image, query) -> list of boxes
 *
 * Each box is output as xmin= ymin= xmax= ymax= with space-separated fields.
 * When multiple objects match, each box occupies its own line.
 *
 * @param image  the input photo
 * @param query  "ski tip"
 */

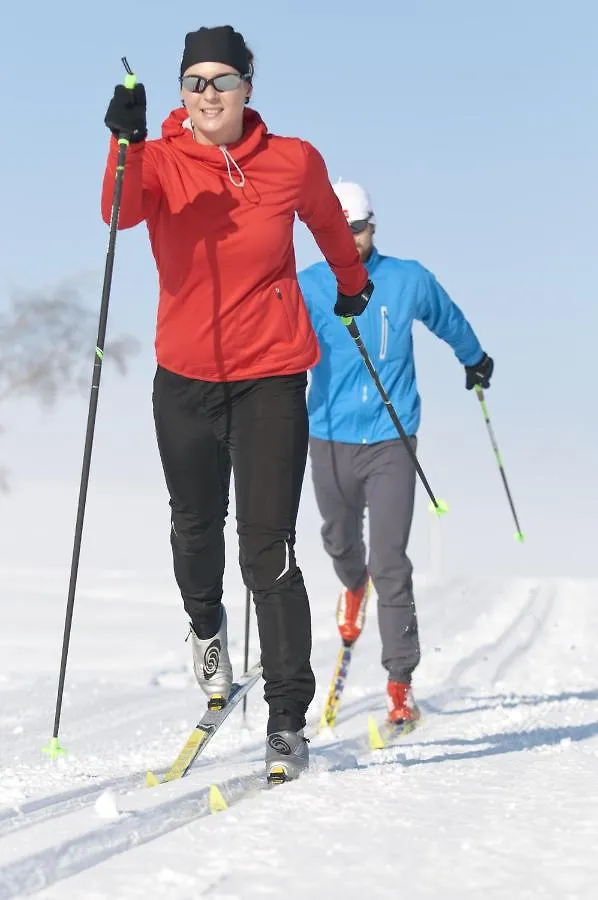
xmin=41 ymin=737 xmax=68 ymax=760
xmin=367 ymin=715 xmax=386 ymax=751
xmin=145 ymin=771 xmax=160 ymax=788
xmin=208 ymin=784 xmax=228 ymax=813
xmin=515 ymin=530 xmax=525 ymax=543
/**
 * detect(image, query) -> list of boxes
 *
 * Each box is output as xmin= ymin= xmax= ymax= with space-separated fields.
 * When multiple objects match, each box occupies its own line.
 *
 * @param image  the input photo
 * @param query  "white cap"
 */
xmin=332 ymin=179 xmax=375 ymax=228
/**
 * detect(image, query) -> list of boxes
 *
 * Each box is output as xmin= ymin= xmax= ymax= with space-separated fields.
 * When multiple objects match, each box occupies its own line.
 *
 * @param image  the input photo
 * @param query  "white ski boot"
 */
xmin=189 ymin=606 xmax=233 ymax=711
xmin=265 ymin=730 xmax=309 ymax=784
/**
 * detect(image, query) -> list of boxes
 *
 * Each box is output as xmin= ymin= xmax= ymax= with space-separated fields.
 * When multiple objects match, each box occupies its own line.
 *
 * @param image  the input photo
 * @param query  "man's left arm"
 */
xmin=414 ymin=266 xmax=494 ymax=389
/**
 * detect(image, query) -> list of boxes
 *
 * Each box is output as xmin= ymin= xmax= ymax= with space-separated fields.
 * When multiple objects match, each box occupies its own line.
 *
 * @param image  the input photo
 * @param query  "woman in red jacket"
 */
xmin=102 ymin=24 xmax=372 ymax=781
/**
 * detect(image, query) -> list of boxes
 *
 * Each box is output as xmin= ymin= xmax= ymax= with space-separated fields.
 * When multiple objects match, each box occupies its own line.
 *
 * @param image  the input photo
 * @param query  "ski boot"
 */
xmin=265 ymin=730 xmax=309 ymax=785
xmin=188 ymin=606 xmax=233 ymax=711
xmin=336 ymin=577 xmax=371 ymax=645
xmin=387 ymin=680 xmax=421 ymax=725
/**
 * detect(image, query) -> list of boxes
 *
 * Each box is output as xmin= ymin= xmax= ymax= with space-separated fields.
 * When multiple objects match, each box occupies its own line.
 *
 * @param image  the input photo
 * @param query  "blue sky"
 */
xmin=0 ymin=0 xmax=596 ymax=585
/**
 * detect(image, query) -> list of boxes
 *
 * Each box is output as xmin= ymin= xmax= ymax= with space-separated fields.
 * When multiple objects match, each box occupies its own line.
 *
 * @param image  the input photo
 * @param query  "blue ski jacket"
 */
xmin=298 ymin=246 xmax=484 ymax=443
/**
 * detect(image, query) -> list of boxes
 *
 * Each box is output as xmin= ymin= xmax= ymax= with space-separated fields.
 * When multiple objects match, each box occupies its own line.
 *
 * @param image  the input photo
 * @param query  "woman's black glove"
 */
xmin=104 ymin=83 xmax=147 ymax=143
xmin=334 ymin=279 xmax=374 ymax=317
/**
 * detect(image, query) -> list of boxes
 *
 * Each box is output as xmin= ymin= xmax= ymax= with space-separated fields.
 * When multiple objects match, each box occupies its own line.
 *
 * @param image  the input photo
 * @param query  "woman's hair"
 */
xmin=246 ymin=46 xmax=255 ymax=81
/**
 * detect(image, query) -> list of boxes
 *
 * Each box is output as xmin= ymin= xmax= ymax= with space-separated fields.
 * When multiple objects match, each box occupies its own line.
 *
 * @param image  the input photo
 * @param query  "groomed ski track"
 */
xmin=0 ymin=574 xmax=596 ymax=899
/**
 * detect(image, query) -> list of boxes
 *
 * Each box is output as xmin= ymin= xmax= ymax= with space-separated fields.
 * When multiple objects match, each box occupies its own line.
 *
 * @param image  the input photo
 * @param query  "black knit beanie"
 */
xmin=180 ymin=25 xmax=250 ymax=78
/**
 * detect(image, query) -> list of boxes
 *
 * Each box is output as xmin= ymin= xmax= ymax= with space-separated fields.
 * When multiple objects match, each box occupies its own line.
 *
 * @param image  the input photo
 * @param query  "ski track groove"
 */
xmin=424 ymin=580 xmax=552 ymax=710
xmin=0 ymin=780 xmax=216 ymax=899
xmin=0 ymin=771 xmax=154 ymax=839
xmin=0 ymin=747 xmax=363 ymax=899
xmin=55 ymin=694 xmax=190 ymax=742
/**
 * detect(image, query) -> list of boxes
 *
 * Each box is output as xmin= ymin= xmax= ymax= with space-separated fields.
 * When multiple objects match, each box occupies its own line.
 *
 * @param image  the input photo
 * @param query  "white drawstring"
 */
xmin=183 ymin=117 xmax=246 ymax=188
xmin=219 ymin=144 xmax=245 ymax=188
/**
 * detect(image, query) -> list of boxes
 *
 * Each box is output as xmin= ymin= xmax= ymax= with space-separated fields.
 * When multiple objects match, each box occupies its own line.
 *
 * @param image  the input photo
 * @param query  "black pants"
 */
xmin=152 ymin=365 xmax=315 ymax=733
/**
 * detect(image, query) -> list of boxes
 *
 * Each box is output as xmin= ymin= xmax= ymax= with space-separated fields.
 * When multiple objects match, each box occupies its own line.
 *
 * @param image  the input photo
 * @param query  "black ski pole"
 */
xmin=341 ymin=315 xmax=448 ymax=516
xmin=242 ymin=587 xmax=251 ymax=720
xmin=474 ymin=385 xmax=524 ymax=542
xmin=43 ymin=59 xmax=138 ymax=760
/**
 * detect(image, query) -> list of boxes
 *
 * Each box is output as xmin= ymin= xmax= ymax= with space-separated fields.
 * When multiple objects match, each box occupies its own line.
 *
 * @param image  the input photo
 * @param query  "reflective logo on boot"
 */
xmin=268 ymin=734 xmax=292 ymax=755
xmin=203 ymin=639 xmax=221 ymax=680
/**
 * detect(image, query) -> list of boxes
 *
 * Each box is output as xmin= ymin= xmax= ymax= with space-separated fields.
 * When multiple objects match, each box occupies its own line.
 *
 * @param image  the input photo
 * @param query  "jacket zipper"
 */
xmin=360 ymin=303 xmax=372 ymax=443
xmin=380 ymin=306 xmax=389 ymax=360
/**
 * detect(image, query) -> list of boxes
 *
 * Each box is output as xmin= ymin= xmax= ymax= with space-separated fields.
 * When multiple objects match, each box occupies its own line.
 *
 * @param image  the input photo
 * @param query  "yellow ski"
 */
xmin=146 ymin=661 xmax=262 ymax=787
xmin=317 ymin=644 xmax=354 ymax=732
xmin=367 ymin=711 xmax=421 ymax=751
xmin=318 ymin=579 xmax=372 ymax=732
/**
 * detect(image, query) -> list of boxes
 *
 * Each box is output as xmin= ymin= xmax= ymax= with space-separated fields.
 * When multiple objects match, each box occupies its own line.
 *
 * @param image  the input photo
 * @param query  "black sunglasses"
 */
xmin=179 ymin=72 xmax=251 ymax=94
xmin=349 ymin=218 xmax=372 ymax=234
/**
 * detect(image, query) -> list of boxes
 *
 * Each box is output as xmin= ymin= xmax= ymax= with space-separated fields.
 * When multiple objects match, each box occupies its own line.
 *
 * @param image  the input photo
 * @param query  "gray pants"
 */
xmin=309 ymin=436 xmax=420 ymax=683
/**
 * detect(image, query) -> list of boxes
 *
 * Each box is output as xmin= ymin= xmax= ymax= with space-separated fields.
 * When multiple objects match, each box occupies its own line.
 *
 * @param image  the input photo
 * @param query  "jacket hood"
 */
xmin=160 ymin=105 xmax=268 ymax=170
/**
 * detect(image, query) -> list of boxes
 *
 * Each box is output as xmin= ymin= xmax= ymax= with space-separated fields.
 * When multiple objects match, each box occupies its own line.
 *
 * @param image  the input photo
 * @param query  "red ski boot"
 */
xmin=386 ymin=681 xmax=421 ymax=724
xmin=336 ymin=579 xmax=370 ymax=645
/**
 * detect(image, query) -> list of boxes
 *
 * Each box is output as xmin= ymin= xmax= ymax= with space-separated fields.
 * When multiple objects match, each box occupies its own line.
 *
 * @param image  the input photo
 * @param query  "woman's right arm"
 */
xmin=101 ymin=138 xmax=162 ymax=228
xmin=101 ymin=82 xmax=162 ymax=228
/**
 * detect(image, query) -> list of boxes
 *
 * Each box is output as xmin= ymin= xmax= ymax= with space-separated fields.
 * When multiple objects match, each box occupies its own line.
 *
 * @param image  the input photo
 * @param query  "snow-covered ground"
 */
xmin=0 ymin=565 xmax=596 ymax=899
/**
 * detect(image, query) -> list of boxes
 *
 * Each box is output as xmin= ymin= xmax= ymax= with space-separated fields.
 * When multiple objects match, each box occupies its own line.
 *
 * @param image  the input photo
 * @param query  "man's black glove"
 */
xmin=465 ymin=353 xmax=494 ymax=390
xmin=104 ymin=83 xmax=147 ymax=142
xmin=334 ymin=278 xmax=374 ymax=317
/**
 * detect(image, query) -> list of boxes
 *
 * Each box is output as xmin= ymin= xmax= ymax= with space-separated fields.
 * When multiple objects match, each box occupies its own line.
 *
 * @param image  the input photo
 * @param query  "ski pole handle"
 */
xmin=117 ymin=57 xmax=138 ymax=145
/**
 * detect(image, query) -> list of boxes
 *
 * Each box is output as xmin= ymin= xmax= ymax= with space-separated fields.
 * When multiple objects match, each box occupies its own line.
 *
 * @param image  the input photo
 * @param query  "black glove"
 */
xmin=465 ymin=353 xmax=494 ymax=390
xmin=334 ymin=278 xmax=374 ymax=317
xmin=104 ymin=83 xmax=147 ymax=142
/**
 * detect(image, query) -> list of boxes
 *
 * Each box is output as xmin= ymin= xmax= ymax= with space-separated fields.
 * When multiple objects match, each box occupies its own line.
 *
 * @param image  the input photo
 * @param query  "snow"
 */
xmin=93 ymin=789 xmax=121 ymax=821
xmin=0 ymin=566 xmax=597 ymax=899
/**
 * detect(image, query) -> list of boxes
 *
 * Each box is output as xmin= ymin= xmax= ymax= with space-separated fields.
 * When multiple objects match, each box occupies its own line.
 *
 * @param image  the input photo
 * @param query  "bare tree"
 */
xmin=0 ymin=281 xmax=141 ymax=489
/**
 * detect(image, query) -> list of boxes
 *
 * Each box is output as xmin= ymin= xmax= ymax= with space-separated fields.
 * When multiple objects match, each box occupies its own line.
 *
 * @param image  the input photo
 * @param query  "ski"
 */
xmin=208 ymin=771 xmax=274 ymax=813
xmin=207 ymin=716 xmax=422 ymax=817
xmin=317 ymin=579 xmax=373 ymax=732
xmin=146 ymin=661 xmax=262 ymax=787
xmin=208 ymin=751 xmax=328 ymax=815
xmin=367 ymin=711 xmax=421 ymax=751
xmin=206 ymin=714 xmax=423 ymax=818
xmin=317 ymin=643 xmax=354 ymax=732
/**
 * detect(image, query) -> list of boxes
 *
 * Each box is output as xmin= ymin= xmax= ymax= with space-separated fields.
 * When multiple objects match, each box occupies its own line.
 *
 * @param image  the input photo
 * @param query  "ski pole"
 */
xmin=341 ymin=316 xmax=448 ymax=516
xmin=43 ymin=58 xmax=138 ymax=760
xmin=242 ymin=587 xmax=251 ymax=720
xmin=474 ymin=385 xmax=524 ymax=542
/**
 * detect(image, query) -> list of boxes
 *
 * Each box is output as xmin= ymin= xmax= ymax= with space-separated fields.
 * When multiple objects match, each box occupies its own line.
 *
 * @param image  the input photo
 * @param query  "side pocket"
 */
xmin=380 ymin=305 xmax=389 ymax=360
xmin=274 ymin=285 xmax=294 ymax=341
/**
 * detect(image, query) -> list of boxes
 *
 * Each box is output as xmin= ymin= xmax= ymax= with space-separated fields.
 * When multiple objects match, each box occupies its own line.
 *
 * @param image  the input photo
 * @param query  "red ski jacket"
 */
xmin=101 ymin=107 xmax=368 ymax=381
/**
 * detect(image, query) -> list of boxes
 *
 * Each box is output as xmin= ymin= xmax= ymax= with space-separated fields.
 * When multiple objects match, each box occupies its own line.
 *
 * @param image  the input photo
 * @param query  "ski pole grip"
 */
xmin=117 ymin=58 xmax=138 ymax=144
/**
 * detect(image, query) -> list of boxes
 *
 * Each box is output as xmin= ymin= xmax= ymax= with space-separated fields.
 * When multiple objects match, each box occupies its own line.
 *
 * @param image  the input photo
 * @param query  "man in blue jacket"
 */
xmin=298 ymin=181 xmax=493 ymax=724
